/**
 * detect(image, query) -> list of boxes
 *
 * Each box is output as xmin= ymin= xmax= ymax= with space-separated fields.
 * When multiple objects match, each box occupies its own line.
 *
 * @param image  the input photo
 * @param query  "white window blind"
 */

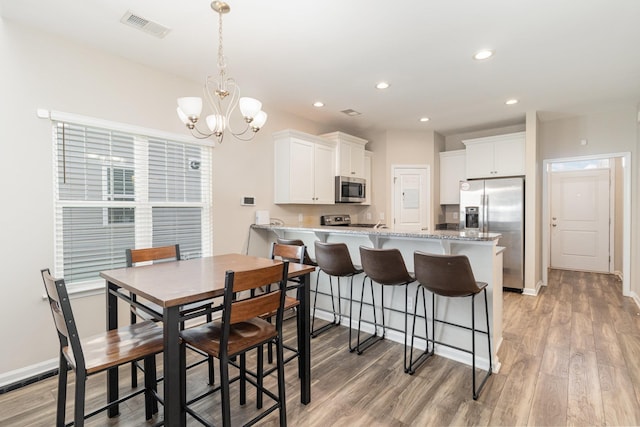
xmin=52 ymin=119 xmax=212 ymax=286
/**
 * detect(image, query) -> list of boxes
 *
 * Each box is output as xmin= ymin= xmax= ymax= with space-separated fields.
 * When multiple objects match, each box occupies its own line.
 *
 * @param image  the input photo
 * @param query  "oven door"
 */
xmin=335 ymin=176 xmax=366 ymax=203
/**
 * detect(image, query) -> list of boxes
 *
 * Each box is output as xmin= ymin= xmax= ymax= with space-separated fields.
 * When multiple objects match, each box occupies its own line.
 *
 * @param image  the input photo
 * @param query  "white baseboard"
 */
xmin=522 ymin=280 xmax=543 ymax=296
xmin=630 ymin=291 xmax=640 ymax=310
xmin=314 ymin=308 xmax=500 ymax=373
xmin=0 ymin=358 xmax=58 ymax=389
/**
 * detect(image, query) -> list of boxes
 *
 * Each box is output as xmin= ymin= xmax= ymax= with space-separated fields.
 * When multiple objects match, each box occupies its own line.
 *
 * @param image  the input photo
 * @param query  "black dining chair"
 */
xmin=126 ymin=245 xmax=215 ymax=387
xmin=41 ymin=268 xmax=163 ymax=427
xmin=180 ymin=262 xmax=289 ymax=426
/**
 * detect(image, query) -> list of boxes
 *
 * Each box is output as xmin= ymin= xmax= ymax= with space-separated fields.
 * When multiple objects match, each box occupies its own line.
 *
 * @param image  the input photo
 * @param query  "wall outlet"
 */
xmin=298 ymin=213 xmax=304 ymax=222
xmin=379 ymin=212 xmax=385 ymax=220
xmin=453 ymin=212 xmax=459 ymax=220
xmin=366 ymin=212 xmax=372 ymax=220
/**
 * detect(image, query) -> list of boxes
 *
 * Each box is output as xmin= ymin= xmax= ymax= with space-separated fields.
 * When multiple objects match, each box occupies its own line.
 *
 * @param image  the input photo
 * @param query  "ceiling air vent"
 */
xmin=120 ymin=10 xmax=171 ymax=39
xmin=341 ymin=109 xmax=362 ymax=117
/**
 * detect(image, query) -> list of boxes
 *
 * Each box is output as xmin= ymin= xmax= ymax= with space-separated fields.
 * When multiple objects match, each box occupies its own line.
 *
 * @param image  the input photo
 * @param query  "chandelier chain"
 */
xmin=217 ymin=11 xmax=225 ymax=72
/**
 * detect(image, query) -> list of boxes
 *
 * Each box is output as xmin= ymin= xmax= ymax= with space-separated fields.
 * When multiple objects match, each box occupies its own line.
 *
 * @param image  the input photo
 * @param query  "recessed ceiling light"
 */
xmin=375 ymin=82 xmax=390 ymax=90
xmin=473 ymin=49 xmax=494 ymax=60
xmin=505 ymin=99 xmax=519 ymax=105
xmin=419 ymin=117 xmax=430 ymax=122
xmin=313 ymin=101 xmax=324 ymax=107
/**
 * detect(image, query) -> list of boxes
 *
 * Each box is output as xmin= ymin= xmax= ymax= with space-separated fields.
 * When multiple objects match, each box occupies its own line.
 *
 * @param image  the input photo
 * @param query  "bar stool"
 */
xmin=313 ymin=241 xmax=363 ymax=338
xmin=408 ymin=251 xmax=492 ymax=400
xmin=357 ymin=246 xmax=415 ymax=371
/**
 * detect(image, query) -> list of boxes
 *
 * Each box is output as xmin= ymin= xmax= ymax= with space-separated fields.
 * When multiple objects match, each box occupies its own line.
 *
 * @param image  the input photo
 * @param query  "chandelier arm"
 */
xmin=190 ymin=124 xmax=215 ymax=139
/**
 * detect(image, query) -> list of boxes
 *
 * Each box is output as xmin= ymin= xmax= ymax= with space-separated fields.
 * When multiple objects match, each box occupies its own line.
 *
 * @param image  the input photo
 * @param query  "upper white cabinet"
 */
xmin=439 ymin=149 xmax=465 ymax=204
xmin=321 ymin=132 xmax=368 ymax=178
xmin=463 ymin=131 xmax=525 ymax=179
xmin=273 ymin=130 xmax=336 ymax=204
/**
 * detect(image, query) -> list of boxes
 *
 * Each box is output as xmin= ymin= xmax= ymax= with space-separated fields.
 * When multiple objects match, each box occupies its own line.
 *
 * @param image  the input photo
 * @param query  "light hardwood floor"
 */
xmin=2 ymin=269 xmax=640 ymax=426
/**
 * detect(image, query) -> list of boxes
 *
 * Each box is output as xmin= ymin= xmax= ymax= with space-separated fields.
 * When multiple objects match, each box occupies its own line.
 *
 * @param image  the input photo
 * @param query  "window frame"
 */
xmin=48 ymin=110 xmax=213 ymax=296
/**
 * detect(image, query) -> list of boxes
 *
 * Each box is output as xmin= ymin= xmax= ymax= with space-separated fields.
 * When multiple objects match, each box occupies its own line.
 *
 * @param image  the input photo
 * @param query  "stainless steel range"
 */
xmin=320 ymin=214 xmax=383 ymax=228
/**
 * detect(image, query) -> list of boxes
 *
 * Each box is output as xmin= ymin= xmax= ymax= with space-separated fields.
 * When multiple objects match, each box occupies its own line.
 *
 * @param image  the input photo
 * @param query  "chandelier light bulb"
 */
xmin=251 ymin=111 xmax=268 ymax=131
xmin=177 ymin=97 xmax=203 ymax=121
xmin=176 ymin=107 xmax=189 ymax=124
xmin=239 ymin=97 xmax=262 ymax=120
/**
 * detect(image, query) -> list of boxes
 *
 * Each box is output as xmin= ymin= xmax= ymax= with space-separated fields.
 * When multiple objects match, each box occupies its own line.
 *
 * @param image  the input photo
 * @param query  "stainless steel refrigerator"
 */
xmin=459 ymin=177 xmax=524 ymax=291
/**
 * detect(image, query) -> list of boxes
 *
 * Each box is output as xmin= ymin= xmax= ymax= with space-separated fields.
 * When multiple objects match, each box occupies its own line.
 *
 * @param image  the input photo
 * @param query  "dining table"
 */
xmin=100 ymin=253 xmax=316 ymax=426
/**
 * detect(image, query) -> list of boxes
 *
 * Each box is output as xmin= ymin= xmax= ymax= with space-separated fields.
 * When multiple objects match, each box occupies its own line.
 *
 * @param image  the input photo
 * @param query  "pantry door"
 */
xmin=392 ymin=166 xmax=429 ymax=232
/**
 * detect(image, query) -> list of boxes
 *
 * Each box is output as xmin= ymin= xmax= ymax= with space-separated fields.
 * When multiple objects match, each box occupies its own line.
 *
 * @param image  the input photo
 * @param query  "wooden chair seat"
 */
xmin=63 ymin=321 xmax=164 ymax=375
xmin=181 ymin=317 xmax=277 ymax=359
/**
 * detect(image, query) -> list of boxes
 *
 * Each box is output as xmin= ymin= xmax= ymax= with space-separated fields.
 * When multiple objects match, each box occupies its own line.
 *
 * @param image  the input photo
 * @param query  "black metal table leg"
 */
xmin=106 ymin=282 xmax=119 ymax=418
xmin=298 ymin=272 xmax=311 ymax=404
xmin=164 ymin=306 xmax=185 ymax=425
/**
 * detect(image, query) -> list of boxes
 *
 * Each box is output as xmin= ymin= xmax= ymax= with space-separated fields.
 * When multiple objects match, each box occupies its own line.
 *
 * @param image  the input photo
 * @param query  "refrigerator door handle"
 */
xmin=483 ymin=194 xmax=489 ymax=233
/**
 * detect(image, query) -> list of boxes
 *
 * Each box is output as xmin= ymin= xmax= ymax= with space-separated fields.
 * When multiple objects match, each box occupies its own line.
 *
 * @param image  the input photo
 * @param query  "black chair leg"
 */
xmin=56 ymin=355 xmax=68 ymax=427
xmin=276 ymin=336 xmax=287 ymax=427
xmin=220 ymin=356 xmax=231 ymax=427
xmin=74 ymin=371 xmax=86 ymax=427
xmin=240 ymin=353 xmax=247 ymax=406
xmin=143 ymin=356 xmax=157 ymax=419
xmin=407 ymin=286 xmax=432 ymax=375
xmin=257 ymin=345 xmax=264 ymax=409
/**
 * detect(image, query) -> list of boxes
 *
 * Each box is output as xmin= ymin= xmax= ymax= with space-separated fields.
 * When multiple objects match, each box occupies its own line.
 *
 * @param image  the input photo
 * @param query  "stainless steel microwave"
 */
xmin=335 ymin=176 xmax=366 ymax=203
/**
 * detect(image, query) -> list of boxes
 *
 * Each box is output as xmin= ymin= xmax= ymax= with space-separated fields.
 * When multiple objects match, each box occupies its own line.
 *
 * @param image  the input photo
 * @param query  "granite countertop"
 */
xmin=251 ymin=224 xmax=501 ymax=242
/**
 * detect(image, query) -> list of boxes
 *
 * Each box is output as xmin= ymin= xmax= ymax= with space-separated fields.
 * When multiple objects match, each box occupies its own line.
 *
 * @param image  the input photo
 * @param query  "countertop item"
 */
xmin=251 ymin=224 xmax=501 ymax=242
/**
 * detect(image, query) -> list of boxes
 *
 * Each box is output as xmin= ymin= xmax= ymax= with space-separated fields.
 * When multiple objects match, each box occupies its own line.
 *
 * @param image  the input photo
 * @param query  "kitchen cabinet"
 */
xmin=439 ymin=149 xmax=465 ymax=204
xmin=463 ymin=131 xmax=525 ymax=179
xmin=321 ymin=132 xmax=368 ymax=178
xmin=363 ymin=151 xmax=373 ymax=205
xmin=273 ymin=129 xmax=336 ymax=204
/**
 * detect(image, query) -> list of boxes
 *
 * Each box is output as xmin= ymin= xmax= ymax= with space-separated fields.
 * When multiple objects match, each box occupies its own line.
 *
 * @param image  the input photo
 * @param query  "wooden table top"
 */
xmin=100 ymin=253 xmax=316 ymax=308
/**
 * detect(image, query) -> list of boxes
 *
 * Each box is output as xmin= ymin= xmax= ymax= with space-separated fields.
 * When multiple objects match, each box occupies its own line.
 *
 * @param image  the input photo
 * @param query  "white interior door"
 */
xmin=550 ymin=168 xmax=610 ymax=272
xmin=392 ymin=166 xmax=429 ymax=232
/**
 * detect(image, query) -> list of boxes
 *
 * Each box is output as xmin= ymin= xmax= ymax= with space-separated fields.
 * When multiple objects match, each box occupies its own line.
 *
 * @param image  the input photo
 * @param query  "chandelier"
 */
xmin=176 ymin=1 xmax=267 ymax=143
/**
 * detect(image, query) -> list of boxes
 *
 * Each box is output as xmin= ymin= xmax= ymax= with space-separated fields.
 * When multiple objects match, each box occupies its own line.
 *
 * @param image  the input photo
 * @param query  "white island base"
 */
xmin=249 ymin=225 xmax=503 ymax=373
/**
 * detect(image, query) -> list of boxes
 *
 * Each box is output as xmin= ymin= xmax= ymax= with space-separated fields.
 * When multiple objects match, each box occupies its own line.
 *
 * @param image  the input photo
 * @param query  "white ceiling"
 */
xmin=2 ymin=0 xmax=640 ymax=136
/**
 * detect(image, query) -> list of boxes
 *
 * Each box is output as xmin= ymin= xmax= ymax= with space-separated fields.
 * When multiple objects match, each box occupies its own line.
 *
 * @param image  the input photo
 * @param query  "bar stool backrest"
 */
xmin=414 ymin=251 xmax=482 ymax=297
xmin=315 ymin=242 xmax=360 ymax=277
xmin=359 ymin=246 xmax=413 ymax=285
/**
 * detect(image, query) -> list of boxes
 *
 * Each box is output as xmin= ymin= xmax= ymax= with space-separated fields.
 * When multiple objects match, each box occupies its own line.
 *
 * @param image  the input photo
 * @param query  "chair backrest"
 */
xmin=413 ymin=251 xmax=482 ymax=297
xmin=41 ymin=268 xmax=85 ymax=372
xmin=126 ymin=244 xmax=180 ymax=266
xmin=220 ymin=262 xmax=289 ymax=346
xmin=314 ymin=242 xmax=360 ymax=277
xmin=271 ymin=242 xmax=305 ymax=264
xmin=359 ymin=246 xmax=414 ymax=285
xmin=276 ymin=238 xmax=317 ymax=266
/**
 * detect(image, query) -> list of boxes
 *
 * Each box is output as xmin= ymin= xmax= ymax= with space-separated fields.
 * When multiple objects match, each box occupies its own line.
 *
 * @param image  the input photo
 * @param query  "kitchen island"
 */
xmin=248 ymin=224 xmax=503 ymax=372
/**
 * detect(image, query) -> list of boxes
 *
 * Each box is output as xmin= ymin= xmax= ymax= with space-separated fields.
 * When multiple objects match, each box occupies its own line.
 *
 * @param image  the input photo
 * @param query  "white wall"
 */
xmin=538 ymin=104 xmax=639 ymax=297
xmin=0 ymin=18 xmax=377 ymax=380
